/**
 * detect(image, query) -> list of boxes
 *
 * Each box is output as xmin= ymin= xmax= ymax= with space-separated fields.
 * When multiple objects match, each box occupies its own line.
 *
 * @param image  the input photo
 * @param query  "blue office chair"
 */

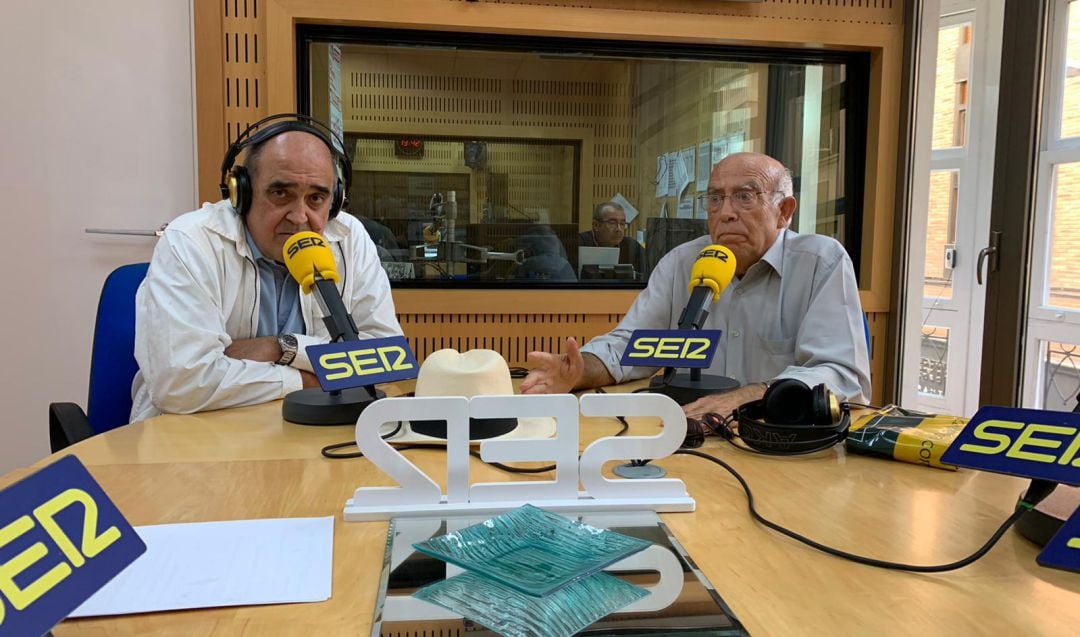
xmin=49 ymin=262 xmax=149 ymax=452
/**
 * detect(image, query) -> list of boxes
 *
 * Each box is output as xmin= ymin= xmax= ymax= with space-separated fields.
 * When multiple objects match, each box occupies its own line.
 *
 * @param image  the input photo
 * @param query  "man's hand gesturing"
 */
xmin=521 ymin=337 xmax=585 ymax=394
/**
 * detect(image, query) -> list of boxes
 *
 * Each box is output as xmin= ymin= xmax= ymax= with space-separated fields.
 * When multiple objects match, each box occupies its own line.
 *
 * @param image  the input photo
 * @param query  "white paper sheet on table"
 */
xmin=70 ymin=516 xmax=334 ymax=617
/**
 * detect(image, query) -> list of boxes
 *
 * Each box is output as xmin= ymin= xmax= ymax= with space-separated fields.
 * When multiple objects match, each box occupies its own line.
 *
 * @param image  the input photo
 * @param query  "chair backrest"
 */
xmin=86 ymin=263 xmax=149 ymax=433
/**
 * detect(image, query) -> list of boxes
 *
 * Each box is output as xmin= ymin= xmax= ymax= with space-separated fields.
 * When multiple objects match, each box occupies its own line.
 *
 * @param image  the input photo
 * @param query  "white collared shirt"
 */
xmin=581 ymin=230 xmax=871 ymax=401
xmin=130 ymin=200 xmax=402 ymax=422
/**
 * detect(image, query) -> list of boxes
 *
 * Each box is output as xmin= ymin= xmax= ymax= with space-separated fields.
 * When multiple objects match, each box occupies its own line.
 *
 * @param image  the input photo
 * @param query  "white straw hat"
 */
xmin=380 ymin=349 xmax=557 ymax=443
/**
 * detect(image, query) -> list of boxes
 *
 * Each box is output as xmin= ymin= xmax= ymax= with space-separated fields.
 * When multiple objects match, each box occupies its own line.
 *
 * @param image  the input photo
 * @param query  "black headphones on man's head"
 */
xmin=714 ymin=379 xmax=850 ymax=455
xmin=219 ymin=113 xmax=352 ymax=218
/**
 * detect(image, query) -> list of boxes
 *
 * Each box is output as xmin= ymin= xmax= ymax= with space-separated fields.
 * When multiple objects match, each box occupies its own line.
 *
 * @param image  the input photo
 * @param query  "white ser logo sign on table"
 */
xmin=344 ymin=393 xmax=694 ymax=521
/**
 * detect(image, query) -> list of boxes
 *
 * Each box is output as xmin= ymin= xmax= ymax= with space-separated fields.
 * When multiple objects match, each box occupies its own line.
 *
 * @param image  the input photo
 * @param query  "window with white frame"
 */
xmin=1025 ymin=0 xmax=1080 ymax=410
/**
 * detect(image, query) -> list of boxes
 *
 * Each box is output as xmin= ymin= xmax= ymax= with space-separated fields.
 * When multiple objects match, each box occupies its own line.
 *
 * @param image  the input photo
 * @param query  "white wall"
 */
xmin=0 ymin=1 xmax=196 ymax=474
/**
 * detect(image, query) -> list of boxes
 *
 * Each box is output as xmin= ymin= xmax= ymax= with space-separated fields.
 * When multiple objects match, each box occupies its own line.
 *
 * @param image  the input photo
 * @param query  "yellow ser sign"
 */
xmin=626 ymin=337 xmax=714 ymax=360
xmin=958 ymin=419 xmax=1080 ymax=465
xmin=0 ymin=488 xmax=121 ymax=623
xmin=319 ymin=345 xmax=415 ymax=381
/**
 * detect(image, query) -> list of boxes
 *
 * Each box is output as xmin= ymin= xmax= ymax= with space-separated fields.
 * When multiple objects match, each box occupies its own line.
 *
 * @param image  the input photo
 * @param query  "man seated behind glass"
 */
xmin=524 ymin=152 xmax=870 ymax=418
xmin=579 ymin=201 xmax=646 ymax=279
xmin=130 ymin=125 xmax=402 ymax=422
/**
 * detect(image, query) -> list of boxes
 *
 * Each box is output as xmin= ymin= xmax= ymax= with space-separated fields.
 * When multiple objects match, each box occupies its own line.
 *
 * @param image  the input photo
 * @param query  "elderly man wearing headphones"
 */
xmin=130 ymin=114 xmax=402 ymax=422
xmin=523 ymin=152 xmax=870 ymax=420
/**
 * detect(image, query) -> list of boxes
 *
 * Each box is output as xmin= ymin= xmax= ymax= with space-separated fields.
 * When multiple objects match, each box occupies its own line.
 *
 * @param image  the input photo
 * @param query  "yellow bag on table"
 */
xmin=846 ymin=407 xmax=967 ymax=470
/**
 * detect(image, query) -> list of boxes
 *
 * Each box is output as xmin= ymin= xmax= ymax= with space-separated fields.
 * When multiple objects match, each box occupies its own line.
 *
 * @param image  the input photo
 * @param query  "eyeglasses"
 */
xmin=696 ymin=190 xmax=778 ymax=212
xmin=598 ymin=220 xmax=629 ymax=229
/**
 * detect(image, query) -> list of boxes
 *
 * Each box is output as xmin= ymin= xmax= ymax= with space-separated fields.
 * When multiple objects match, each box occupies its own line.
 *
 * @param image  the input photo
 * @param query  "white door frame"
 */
xmin=901 ymin=0 xmax=1004 ymax=415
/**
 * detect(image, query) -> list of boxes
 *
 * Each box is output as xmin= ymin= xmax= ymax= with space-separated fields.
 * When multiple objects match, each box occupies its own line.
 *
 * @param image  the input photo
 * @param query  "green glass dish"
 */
xmin=412 ymin=504 xmax=651 ymax=596
xmin=414 ymin=570 xmax=648 ymax=637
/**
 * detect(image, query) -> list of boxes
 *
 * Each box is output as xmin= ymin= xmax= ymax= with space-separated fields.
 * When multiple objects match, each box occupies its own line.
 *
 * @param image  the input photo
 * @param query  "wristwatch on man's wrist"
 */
xmin=276 ymin=333 xmax=298 ymax=366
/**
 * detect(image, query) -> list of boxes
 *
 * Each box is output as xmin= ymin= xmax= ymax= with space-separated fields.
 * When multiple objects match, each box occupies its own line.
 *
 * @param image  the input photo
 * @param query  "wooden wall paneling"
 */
xmin=398 ymin=311 xmax=627 ymax=365
xmin=193 ymin=0 xmax=226 ymax=204
xmin=393 ymin=289 xmax=637 ymax=366
xmin=859 ymin=38 xmax=902 ymax=313
xmin=194 ymin=0 xmax=269 ymax=203
xmin=223 ymin=0 xmax=267 ymax=148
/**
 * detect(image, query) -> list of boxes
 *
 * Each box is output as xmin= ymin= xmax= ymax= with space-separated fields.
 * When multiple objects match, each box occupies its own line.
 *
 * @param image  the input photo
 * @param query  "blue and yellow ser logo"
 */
xmin=308 ymin=335 xmax=420 ymax=391
xmin=940 ymin=406 xmax=1080 ymax=485
xmin=619 ymin=329 xmax=722 ymax=369
xmin=941 ymin=406 xmax=1080 ymax=573
xmin=0 ymin=455 xmax=144 ymax=636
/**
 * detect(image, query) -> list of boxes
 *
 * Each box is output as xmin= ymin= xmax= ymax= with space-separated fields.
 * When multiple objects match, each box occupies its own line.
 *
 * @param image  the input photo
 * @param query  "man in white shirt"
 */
xmin=131 ymin=116 xmax=401 ymax=422
xmin=522 ymin=152 xmax=870 ymax=418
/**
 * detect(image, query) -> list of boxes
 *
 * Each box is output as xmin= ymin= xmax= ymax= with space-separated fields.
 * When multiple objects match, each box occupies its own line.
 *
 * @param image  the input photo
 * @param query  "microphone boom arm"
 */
xmin=312 ymin=272 xmax=360 ymax=342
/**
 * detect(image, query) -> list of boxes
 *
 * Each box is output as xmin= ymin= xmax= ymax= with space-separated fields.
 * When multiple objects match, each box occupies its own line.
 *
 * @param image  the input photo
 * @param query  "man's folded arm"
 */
xmin=136 ymin=236 xmax=303 ymax=414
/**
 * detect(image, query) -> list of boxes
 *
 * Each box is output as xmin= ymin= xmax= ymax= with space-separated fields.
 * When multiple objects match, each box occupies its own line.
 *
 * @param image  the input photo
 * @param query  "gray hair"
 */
xmin=593 ymin=201 xmax=624 ymax=221
xmin=776 ymin=168 xmax=794 ymax=198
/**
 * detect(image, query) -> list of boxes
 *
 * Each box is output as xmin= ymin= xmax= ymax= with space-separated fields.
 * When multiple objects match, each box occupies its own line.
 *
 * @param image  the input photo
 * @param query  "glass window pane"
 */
xmin=1040 ymin=339 xmax=1080 ymax=411
xmin=1060 ymin=1 xmax=1080 ymax=138
xmin=932 ymin=23 xmax=972 ymax=150
xmin=923 ymin=169 xmax=958 ymax=300
xmin=919 ymin=326 xmax=950 ymax=396
xmin=1048 ymin=163 xmax=1080 ymax=310
xmin=303 ymin=34 xmax=866 ymax=288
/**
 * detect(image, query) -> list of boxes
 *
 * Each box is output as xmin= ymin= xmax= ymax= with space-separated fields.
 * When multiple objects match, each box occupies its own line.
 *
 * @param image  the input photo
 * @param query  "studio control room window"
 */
xmin=300 ymin=29 xmax=869 ymax=288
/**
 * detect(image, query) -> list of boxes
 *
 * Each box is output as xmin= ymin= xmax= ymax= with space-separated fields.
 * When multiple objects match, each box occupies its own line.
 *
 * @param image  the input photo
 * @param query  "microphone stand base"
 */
xmin=282 ymin=386 xmax=385 ymax=426
xmin=649 ymin=372 xmax=740 ymax=406
xmin=613 ymin=463 xmax=667 ymax=479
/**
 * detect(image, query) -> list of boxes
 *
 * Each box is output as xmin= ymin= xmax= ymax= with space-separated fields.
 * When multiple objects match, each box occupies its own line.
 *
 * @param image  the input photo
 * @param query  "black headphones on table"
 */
xmin=708 ymin=379 xmax=850 ymax=455
xmin=219 ymin=113 xmax=352 ymax=218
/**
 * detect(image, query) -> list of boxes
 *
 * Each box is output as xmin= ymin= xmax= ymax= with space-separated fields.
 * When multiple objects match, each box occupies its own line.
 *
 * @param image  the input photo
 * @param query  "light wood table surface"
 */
xmin=17 ymin=383 xmax=1079 ymax=636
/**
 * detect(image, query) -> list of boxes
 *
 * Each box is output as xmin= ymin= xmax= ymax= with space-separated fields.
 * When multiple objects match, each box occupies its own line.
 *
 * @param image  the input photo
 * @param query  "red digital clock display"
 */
xmin=394 ymin=137 xmax=424 ymax=158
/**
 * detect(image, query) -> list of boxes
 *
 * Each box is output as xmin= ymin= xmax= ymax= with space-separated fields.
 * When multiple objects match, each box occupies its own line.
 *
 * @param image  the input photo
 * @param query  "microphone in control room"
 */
xmin=647 ymin=244 xmax=741 ymax=406
xmin=279 ymin=231 xmax=384 ymax=426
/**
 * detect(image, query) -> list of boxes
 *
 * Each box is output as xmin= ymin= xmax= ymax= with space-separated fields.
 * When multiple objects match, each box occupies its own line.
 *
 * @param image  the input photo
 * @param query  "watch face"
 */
xmin=278 ymin=334 xmax=298 ymax=365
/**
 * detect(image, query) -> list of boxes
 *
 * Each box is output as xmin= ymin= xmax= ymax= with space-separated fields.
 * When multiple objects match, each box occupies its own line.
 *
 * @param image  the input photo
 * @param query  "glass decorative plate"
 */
xmin=413 ymin=570 xmax=648 ymax=637
xmin=411 ymin=504 xmax=652 ymax=596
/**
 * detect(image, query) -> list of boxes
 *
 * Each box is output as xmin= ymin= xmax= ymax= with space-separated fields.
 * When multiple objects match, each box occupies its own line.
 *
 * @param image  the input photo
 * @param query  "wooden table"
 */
xmin=20 ymin=384 xmax=1080 ymax=636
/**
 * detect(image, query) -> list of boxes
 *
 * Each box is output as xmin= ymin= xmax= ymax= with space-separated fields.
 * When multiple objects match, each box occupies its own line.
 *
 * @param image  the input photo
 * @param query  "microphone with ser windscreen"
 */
xmin=678 ymin=244 xmax=737 ymax=330
xmin=648 ymin=244 xmax=740 ymax=406
xmin=283 ymin=230 xmax=339 ymax=292
xmin=279 ymin=231 xmax=383 ymax=425
xmin=623 ymin=245 xmax=739 ymax=478
xmin=283 ymin=231 xmax=359 ymax=342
